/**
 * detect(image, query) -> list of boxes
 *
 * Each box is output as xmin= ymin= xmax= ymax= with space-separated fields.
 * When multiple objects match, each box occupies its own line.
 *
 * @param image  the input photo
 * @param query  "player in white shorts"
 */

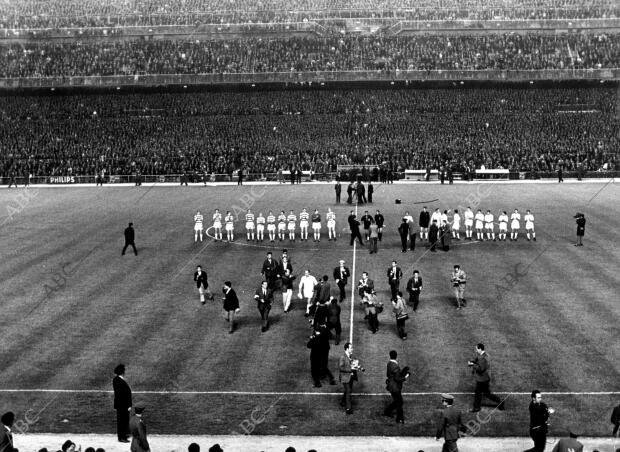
xmin=474 ymin=209 xmax=485 ymax=240
xmin=326 ymin=208 xmax=336 ymax=241
xmin=245 ymin=209 xmax=255 ymax=241
xmin=256 ymin=212 xmax=266 ymax=242
xmin=524 ymin=209 xmax=536 ymax=241
xmin=452 ymin=209 xmax=461 ymax=240
xmin=484 ymin=210 xmax=496 ymax=241
xmin=299 ymin=208 xmax=310 ymax=241
xmin=194 ymin=211 xmax=204 ymax=242
xmin=224 ymin=211 xmax=235 ymax=241
xmin=212 ymin=209 xmax=223 ymax=241
xmin=277 ymin=211 xmax=287 ymax=241
xmin=287 ymin=210 xmax=297 ymax=242
xmin=498 ymin=211 xmax=509 ymax=241
xmin=441 ymin=210 xmax=449 ymax=227
xmin=430 ymin=208 xmax=442 ymax=227
xmin=510 ymin=209 xmax=521 ymax=241
xmin=266 ymin=211 xmax=277 ymax=242
xmin=311 ymin=209 xmax=321 ymax=242
xmin=464 ymin=207 xmax=474 ymax=240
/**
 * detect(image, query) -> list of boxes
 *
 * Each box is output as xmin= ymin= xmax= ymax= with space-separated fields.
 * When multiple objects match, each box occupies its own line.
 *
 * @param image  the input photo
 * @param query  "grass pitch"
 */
xmin=0 ymin=181 xmax=618 ymax=438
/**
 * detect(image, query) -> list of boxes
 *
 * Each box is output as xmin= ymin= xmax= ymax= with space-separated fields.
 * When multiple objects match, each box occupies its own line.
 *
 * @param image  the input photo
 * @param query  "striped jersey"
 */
xmin=267 ymin=214 xmax=276 ymax=224
xmin=256 ymin=215 xmax=266 ymax=225
xmin=278 ymin=213 xmax=287 ymax=224
xmin=194 ymin=213 xmax=203 ymax=224
xmin=299 ymin=211 xmax=310 ymax=222
xmin=245 ymin=212 xmax=255 ymax=223
xmin=225 ymin=213 xmax=234 ymax=225
xmin=287 ymin=213 xmax=297 ymax=224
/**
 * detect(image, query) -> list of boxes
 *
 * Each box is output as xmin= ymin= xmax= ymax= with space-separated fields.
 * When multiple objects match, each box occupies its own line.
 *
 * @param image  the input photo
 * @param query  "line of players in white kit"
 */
xmin=418 ymin=207 xmax=537 ymax=242
xmin=192 ymin=208 xmax=338 ymax=243
xmin=191 ymin=206 xmax=537 ymax=243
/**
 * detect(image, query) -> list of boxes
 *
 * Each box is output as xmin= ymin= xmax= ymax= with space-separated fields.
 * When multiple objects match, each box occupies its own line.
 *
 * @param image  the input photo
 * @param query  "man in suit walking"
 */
xmin=261 ymin=252 xmax=280 ymax=291
xmin=222 ymin=281 xmax=240 ymax=334
xmin=435 ymin=394 xmax=466 ymax=452
xmin=406 ymin=270 xmax=423 ymax=311
xmin=327 ymin=296 xmax=342 ymax=345
xmin=387 ymin=261 xmax=403 ymax=301
xmin=255 ymin=280 xmax=273 ymax=332
xmin=335 ymin=181 xmax=342 ymax=203
xmin=468 ymin=343 xmax=505 ymax=413
xmin=333 ymin=259 xmax=350 ymax=303
xmin=0 ymin=411 xmax=18 ymax=452
xmin=113 ymin=364 xmax=132 ymax=442
xmin=383 ymin=351 xmax=410 ymax=424
xmin=122 ymin=222 xmax=138 ymax=256
xmin=129 ymin=406 xmax=150 ymax=452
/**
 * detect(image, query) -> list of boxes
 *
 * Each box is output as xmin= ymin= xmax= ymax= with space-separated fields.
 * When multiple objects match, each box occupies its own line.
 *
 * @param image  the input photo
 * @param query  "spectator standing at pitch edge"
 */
xmin=335 ymin=180 xmax=341 ymax=203
xmin=112 ymin=364 xmax=132 ymax=443
xmin=122 ymin=222 xmax=138 ymax=256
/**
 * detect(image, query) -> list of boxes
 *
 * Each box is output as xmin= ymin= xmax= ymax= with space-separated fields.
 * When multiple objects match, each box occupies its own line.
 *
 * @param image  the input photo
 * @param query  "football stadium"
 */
xmin=0 ymin=1 xmax=620 ymax=451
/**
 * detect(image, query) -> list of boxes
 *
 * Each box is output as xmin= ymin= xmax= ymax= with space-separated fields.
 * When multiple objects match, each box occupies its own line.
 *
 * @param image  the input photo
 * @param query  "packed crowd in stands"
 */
xmin=0 ymin=86 xmax=617 ymax=178
xmin=1 ymin=33 xmax=619 ymax=78
xmin=0 ymin=0 xmax=618 ymax=28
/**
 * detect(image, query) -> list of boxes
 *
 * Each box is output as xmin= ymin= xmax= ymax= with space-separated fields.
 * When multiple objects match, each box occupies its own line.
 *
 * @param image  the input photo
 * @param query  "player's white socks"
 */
xmin=200 ymin=293 xmax=205 ymax=303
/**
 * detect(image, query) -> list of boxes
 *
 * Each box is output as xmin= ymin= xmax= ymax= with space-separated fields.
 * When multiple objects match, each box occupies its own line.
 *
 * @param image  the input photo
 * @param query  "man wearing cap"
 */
xmin=129 ymin=406 xmax=150 ymax=452
xmin=525 ymin=390 xmax=554 ymax=452
xmin=451 ymin=265 xmax=467 ymax=309
xmin=0 ymin=411 xmax=18 ymax=452
xmin=436 ymin=393 xmax=466 ymax=452
xmin=112 ymin=364 xmax=132 ymax=443
xmin=333 ymin=260 xmax=351 ymax=303
xmin=550 ymin=428 xmax=583 ymax=452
